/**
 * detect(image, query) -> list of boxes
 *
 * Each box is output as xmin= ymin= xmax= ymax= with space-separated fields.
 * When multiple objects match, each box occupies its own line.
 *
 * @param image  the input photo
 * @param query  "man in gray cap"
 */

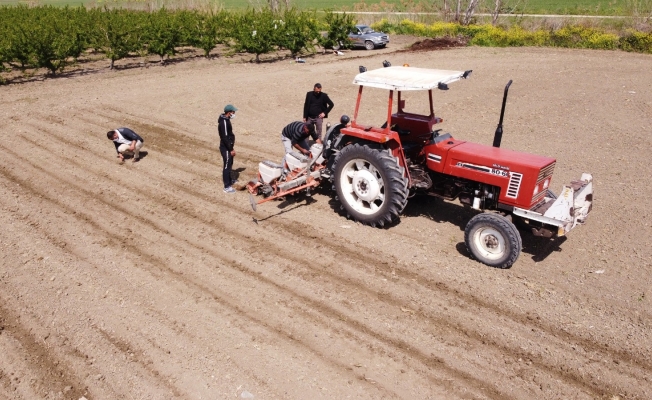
xmin=218 ymin=104 xmax=238 ymax=193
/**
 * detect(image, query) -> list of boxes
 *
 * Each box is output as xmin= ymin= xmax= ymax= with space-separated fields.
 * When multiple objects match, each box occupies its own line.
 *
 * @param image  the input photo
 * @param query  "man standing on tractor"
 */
xmin=303 ymin=83 xmax=334 ymax=142
xmin=219 ymin=104 xmax=238 ymax=194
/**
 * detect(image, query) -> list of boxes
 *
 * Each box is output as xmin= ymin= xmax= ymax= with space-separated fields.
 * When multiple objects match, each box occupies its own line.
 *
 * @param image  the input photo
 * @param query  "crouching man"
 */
xmin=281 ymin=121 xmax=322 ymax=172
xmin=107 ymin=127 xmax=144 ymax=163
xmin=281 ymin=121 xmax=321 ymax=157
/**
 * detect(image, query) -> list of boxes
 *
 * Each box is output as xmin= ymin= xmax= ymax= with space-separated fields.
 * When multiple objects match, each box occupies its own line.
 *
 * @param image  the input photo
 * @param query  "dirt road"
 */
xmin=1 ymin=40 xmax=651 ymax=399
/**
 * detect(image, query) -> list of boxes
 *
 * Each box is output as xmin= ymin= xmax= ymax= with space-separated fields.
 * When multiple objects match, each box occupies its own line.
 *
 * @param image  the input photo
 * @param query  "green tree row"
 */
xmin=0 ymin=6 xmax=356 ymax=75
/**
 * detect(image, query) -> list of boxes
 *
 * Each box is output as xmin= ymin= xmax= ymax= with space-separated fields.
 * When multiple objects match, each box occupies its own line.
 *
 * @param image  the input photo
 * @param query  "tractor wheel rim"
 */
xmin=352 ymin=170 xmax=381 ymax=202
xmin=341 ymin=159 xmax=385 ymax=215
xmin=473 ymin=227 xmax=506 ymax=260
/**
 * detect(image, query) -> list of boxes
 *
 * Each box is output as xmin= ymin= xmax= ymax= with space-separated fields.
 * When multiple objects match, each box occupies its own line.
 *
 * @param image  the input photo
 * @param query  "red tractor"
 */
xmin=248 ymin=65 xmax=593 ymax=268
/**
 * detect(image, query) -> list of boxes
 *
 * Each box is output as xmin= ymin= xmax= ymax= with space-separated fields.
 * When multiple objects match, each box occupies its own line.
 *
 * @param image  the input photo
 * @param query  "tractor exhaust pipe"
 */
xmin=493 ymin=80 xmax=513 ymax=148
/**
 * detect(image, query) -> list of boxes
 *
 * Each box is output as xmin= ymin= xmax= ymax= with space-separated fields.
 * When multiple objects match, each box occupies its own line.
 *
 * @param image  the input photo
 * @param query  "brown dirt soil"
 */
xmin=403 ymin=37 xmax=469 ymax=51
xmin=1 ymin=36 xmax=651 ymax=399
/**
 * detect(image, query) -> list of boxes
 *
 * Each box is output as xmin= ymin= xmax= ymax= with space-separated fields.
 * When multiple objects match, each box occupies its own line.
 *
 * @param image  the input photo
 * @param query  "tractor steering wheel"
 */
xmin=432 ymin=129 xmax=442 ymax=140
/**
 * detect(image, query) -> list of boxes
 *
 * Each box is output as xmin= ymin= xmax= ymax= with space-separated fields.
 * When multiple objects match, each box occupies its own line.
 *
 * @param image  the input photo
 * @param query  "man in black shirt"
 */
xmin=218 ymin=104 xmax=238 ymax=193
xmin=302 ymin=83 xmax=334 ymax=142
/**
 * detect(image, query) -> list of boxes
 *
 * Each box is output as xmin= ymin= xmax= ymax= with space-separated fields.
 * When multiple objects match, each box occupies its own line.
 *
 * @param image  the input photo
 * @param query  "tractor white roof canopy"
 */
xmin=353 ymin=66 xmax=467 ymax=91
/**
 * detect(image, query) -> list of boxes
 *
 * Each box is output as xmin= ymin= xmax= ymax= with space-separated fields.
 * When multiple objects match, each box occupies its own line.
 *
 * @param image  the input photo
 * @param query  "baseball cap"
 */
xmin=224 ymin=104 xmax=238 ymax=113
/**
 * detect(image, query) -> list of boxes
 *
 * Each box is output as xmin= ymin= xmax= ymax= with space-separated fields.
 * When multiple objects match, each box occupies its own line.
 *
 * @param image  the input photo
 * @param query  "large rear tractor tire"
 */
xmin=332 ymin=144 xmax=408 ymax=227
xmin=464 ymin=213 xmax=522 ymax=269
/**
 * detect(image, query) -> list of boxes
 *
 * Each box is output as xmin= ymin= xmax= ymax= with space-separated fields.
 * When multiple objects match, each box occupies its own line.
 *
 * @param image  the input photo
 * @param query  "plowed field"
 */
xmin=1 ymin=41 xmax=651 ymax=399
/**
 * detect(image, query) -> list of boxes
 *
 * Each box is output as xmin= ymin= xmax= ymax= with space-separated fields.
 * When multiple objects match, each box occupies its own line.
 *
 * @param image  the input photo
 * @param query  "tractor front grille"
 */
xmin=530 ymin=162 xmax=556 ymax=205
xmin=506 ymin=172 xmax=523 ymax=198
xmin=537 ymin=162 xmax=556 ymax=182
xmin=531 ymin=189 xmax=547 ymax=204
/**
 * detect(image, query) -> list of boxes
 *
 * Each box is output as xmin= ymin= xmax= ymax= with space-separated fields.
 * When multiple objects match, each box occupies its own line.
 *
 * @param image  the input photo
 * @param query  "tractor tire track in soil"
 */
xmin=1 ymin=43 xmax=651 ymax=399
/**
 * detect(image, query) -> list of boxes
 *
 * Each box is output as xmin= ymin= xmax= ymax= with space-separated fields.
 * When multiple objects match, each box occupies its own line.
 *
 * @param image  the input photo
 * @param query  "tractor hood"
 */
xmin=447 ymin=141 xmax=556 ymax=171
xmin=433 ymin=139 xmax=557 ymax=209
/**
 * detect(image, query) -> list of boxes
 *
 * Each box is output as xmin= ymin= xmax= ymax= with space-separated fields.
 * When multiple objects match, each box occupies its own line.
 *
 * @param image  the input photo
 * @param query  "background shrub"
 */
xmin=619 ymin=30 xmax=652 ymax=53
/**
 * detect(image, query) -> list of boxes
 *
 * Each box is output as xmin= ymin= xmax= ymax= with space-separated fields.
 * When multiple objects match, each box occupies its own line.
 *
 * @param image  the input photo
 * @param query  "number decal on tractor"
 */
xmin=491 ymin=168 xmax=508 ymax=177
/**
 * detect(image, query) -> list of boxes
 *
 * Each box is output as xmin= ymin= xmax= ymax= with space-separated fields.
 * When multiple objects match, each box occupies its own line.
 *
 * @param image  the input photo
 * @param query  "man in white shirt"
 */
xmin=107 ymin=127 xmax=144 ymax=163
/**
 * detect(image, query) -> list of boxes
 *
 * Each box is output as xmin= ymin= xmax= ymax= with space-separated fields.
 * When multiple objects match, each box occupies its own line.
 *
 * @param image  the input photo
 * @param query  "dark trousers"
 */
xmin=220 ymin=144 xmax=233 ymax=188
xmin=306 ymin=116 xmax=324 ymax=141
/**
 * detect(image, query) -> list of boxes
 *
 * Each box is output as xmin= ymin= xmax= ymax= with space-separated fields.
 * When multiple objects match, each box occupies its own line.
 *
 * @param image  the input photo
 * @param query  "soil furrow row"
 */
xmin=6 ymin=123 xmax=648 ymax=398
xmin=0 ymin=185 xmax=212 ymax=398
xmin=0 ymin=302 xmax=90 ymax=399
xmin=0 ymin=141 xmax=516 ymax=398
xmin=0 ymin=168 xmax=401 ymax=399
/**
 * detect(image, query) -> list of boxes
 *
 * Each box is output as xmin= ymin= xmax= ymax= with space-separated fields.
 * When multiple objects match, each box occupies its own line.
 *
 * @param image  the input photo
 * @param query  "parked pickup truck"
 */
xmin=334 ymin=24 xmax=390 ymax=50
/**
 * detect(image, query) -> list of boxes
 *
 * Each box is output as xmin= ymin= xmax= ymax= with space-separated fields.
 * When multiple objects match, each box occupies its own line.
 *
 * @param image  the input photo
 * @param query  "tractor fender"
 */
xmin=335 ymin=134 xmax=410 ymax=179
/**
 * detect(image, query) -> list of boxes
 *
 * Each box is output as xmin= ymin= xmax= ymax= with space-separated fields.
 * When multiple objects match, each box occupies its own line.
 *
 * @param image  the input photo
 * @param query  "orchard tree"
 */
xmin=186 ymin=10 xmax=230 ymax=58
xmin=267 ymin=0 xmax=291 ymax=12
xmin=145 ymin=8 xmax=182 ymax=63
xmin=231 ymin=9 xmax=279 ymax=63
xmin=277 ymin=8 xmax=320 ymax=57
xmin=0 ymin=12 xmax=11 ymax=75
xmin=27 ymin=7 xmax=87 ymax=75
xmin=461 ymin=0 xmax=480 ymax=25
xmin=94 ymin=9 xmax=141 ymax=69
xmin=3 ymin=6 xmax=37 ymax=69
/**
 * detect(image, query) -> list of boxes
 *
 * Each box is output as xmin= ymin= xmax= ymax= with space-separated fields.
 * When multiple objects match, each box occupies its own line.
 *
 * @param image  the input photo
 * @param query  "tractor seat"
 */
xmin=395 ymin=126 xmax=411 ymax=136
xmin=381 ymin=122 xmax=411 ymax=136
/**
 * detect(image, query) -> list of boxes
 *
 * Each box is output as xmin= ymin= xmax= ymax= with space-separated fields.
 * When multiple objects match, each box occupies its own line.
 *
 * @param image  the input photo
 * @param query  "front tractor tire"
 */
xmin=332 ymin=144 xmax=408 ymax=227
xmin=464 ymin=213 xmax=522 ymax=269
